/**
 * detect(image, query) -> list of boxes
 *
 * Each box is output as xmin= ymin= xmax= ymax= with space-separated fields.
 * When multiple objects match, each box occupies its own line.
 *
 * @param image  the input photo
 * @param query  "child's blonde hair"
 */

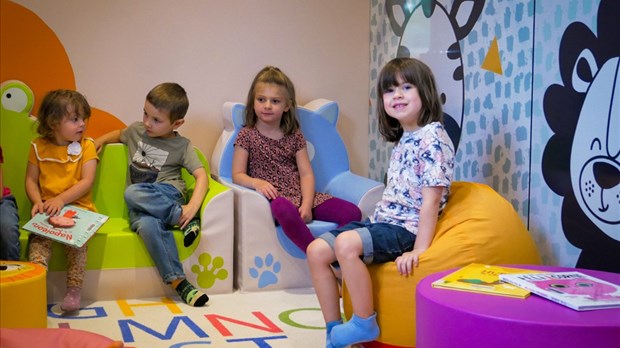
xmin=37 ymin=89 xmax=91 ymax=141
xmin=146 ymin=82 xmax=189 ymax=122
xmin=377 ymin=57 xmax=443 ymax=142
xmin=244 ymin=66 xmax=299 ymax=135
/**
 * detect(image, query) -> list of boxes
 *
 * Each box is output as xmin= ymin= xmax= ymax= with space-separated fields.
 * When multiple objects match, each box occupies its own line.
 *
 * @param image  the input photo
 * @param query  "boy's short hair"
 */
xmin=146 ymin=83 xmax=189 ymax=122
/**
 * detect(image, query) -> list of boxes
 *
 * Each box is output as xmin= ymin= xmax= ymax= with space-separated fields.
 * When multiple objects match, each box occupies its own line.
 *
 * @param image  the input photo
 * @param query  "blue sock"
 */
xmin=330 ymin=313 xmax=379 ymax=348
xmin=326 ymin=319 xmax=343 ymax=348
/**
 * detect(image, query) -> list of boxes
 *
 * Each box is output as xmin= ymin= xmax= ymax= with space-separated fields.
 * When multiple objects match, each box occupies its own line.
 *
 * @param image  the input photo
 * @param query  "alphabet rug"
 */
xmin=47 ymin=287 xmax=327 ymax=347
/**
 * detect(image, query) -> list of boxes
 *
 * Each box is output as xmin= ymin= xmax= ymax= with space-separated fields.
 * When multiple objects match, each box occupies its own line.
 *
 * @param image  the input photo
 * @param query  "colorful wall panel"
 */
xmin=370 ymin=0 xmax=619 ymax=272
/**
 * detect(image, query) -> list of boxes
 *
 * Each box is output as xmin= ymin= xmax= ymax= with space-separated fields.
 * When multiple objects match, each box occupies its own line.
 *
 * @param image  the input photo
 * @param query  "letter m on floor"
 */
xmin=118 ymin=315 xmax=208 ymax=343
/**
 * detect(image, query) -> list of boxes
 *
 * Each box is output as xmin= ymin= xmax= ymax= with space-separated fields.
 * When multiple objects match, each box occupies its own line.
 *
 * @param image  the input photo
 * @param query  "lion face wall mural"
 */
xmin=541 ymin=0 xmax=619 ymax=273
xmin=371 ymin=0 xmax=618 ymax=272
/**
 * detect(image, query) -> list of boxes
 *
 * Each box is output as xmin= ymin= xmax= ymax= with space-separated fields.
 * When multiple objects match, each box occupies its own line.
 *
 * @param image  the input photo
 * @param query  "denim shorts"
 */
xmin=317 ymin=219 xmax=416 ymax=265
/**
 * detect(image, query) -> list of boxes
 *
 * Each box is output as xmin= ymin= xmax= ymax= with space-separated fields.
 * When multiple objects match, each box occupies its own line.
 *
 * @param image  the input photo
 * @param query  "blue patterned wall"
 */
xmin=370 ymin=0 xmax=619 ymax=270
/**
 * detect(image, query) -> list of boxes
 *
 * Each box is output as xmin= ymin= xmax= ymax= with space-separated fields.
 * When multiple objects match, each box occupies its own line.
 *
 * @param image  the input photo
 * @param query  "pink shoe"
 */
xmin=60 ymin=287 xmax=81 ymax=313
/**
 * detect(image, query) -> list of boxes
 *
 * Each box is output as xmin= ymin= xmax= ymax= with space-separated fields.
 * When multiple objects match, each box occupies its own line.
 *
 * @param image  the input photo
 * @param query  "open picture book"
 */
xmin=22 ymin=205 xmax=109 ymax=248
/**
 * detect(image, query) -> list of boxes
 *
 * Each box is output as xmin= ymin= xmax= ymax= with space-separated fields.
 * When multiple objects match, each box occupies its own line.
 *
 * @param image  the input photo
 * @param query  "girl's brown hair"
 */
xmin=36 ymin=89 xmax=91 ymax=141
xmin=244 ymin=66 xmax=299 ymax=135
xmin=376 ymin=57 xmax=443 ymax=143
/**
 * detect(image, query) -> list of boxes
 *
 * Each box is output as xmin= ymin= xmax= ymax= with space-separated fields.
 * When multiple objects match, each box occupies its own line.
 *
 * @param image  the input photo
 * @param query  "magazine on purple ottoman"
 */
xmin=500 ymin=271 xmax=620 ymax=311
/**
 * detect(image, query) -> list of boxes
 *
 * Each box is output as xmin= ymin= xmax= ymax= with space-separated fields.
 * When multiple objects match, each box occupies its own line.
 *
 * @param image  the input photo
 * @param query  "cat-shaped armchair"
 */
xmin=211 ymin=99 xmax=384 ymax=291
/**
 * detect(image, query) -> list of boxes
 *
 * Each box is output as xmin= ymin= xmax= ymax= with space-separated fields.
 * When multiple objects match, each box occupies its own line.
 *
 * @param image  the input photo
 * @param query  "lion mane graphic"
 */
xmin=542 ymin=0 xmax=619 ymax=273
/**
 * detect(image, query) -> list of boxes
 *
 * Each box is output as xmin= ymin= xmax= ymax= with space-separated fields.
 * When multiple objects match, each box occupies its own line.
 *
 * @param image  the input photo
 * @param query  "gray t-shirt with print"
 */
xmin=120 ymin=122 xmax=203 ymax=197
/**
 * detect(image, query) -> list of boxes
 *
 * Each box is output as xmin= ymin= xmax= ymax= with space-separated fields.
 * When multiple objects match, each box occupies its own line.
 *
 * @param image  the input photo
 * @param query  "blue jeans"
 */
xmin=0 ymin=195 xmax=21 ymax=260
xmin=125 ymin=183 xmax=185 ymax=283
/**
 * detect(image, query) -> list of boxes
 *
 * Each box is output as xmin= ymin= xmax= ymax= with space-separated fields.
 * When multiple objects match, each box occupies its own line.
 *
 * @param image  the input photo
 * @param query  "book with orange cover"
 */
xmin=431 ymin=263 xmax=533 ymax=298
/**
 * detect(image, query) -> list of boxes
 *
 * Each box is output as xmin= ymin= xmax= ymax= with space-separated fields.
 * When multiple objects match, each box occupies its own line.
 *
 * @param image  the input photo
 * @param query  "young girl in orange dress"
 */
xmin=25 ymin=90 xmax=98 ymax=313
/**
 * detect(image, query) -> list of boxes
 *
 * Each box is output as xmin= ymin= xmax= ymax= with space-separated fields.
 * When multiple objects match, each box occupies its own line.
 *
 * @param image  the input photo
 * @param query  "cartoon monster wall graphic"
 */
xmin=542 ymin=0 xmax=619 ymax=273
xmin=0 ymin=0 xmax=124 ymax=138
xmin=386 ymin=0 xmax=486 ymax=152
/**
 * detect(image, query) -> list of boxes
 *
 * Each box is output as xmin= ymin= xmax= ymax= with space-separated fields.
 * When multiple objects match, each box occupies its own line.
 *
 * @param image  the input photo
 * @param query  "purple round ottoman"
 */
xmin=416 ymin=265 xmax=620 ymax=348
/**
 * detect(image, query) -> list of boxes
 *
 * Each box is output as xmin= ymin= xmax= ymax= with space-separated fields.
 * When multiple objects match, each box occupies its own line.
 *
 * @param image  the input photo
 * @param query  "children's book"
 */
xmin=22 ymin=205 xmax=108 ymax=248
xmin=500 ymin=271 xmax=620 ymax=311
xmin=431 ymin=263 xmax=535 ymax=298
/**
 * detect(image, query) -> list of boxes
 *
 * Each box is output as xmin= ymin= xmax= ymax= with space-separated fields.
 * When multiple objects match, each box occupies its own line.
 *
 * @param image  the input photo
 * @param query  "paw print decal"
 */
xmin=249 ymin=253 xmax=281 ymax=289
xmin=191 ymin=252 xmax=228 ymax=289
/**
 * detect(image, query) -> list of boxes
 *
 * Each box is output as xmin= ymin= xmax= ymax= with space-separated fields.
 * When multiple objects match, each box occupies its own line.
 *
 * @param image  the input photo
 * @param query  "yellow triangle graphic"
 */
xmin=482 ymin=37 xmax=503 ymax=75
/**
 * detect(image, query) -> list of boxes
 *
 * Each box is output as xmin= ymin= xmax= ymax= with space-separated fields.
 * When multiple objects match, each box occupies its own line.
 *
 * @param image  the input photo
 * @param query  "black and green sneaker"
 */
xmin=183 ymin=218 xmax=200 ymax=247
xmin=175 ymin=279 xmax=209 ymax=307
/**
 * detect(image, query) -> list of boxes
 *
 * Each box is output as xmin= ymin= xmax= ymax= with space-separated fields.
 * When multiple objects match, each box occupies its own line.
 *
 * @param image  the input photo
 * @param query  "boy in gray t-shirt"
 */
xmin=95 ymin=83 xmax=209 ymax=307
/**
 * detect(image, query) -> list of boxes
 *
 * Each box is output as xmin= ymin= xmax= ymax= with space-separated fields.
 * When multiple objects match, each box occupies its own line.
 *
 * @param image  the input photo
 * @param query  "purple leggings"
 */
xmin=270 ymin=196 xmax=362 ymax=253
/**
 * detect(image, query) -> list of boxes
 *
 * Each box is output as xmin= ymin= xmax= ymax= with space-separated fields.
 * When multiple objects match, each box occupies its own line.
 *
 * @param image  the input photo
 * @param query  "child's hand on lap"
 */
xmin=179 ymin=204 xmax=199 ymax=229
xmin=31 ymin=202 xmax=45 ymax=217
xmin=42 ymin=196 xmax=65 ymax=216
xmin=254 ymin=179 xmax=278 ymax=200
xmin=298 ymin=206 xmax=312 ymax=223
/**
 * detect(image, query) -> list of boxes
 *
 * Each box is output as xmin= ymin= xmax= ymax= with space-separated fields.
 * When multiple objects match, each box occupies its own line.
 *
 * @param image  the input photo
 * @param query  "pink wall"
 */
xmin=10 ymin=0 xmax=371 ymax=175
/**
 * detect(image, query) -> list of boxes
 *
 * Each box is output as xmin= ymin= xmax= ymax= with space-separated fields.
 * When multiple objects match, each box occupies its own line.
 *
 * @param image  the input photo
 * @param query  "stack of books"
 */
xmin=432 ymin=263 xmax=620 ymax=311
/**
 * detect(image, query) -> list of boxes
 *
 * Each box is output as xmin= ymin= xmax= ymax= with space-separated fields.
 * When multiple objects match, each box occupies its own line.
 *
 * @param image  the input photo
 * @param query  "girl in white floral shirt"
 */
xmin=308 ymin=57 xmax=455 ymax=348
